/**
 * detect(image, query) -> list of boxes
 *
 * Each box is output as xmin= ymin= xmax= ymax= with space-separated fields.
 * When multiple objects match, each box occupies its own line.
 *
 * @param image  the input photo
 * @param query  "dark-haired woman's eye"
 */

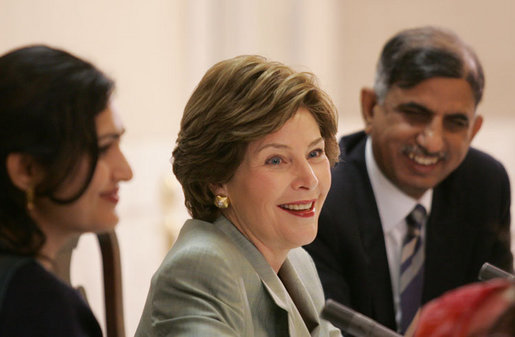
xmin=98 ymin=144 xmax=111 ymax=155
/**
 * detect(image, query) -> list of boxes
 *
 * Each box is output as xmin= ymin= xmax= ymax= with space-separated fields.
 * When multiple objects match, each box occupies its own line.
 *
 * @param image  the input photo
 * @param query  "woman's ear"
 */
xmin=6 ymin=153 xmax=41 ymax=191
xmin=208 ymin=182 xmax=228 ymax=197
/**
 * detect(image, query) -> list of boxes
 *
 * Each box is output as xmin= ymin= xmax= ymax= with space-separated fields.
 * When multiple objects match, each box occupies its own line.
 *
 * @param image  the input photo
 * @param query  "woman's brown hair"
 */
xmin=172 ymin=55 xmax=338 ymax=222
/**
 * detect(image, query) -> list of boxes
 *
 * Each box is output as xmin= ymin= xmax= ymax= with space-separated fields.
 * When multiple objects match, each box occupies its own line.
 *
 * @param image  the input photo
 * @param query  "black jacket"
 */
xmin=305 ymin=131 xmax=513 ymax=330
xmin=0 ymin=255 xmax=102 ymax=337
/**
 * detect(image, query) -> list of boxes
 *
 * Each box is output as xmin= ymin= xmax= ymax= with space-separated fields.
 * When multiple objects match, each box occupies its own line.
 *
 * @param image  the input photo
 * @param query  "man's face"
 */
xmin=363 ymin=77 xmax=483 ymax=199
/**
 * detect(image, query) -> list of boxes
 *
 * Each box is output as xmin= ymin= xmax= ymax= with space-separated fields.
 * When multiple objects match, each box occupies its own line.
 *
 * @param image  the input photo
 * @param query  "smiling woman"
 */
xmin=214 ymin=108 xmax=331 ymax=272
xmin=135 ymin=55 xmax=342 ymax=337
xmin=0 ymin=45 xmax=133 ymax=336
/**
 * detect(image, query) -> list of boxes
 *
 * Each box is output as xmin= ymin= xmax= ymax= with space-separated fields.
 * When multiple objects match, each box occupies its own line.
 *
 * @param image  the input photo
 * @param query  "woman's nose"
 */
xmin=113 ymin=147 xmax=133 ymax=182
xmin=292 ymin=160 xmax=318 ymax=190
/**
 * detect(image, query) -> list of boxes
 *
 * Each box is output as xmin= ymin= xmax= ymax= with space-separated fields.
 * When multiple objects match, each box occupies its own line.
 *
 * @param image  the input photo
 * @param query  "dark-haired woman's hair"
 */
xmin=0 ymin=45 xmax=114 ymax=256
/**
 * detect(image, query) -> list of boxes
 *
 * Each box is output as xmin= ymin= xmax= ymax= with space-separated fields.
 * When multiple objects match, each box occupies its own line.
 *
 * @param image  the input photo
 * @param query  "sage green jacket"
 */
xmin=135 ymin=216 xmax=341 ymax=337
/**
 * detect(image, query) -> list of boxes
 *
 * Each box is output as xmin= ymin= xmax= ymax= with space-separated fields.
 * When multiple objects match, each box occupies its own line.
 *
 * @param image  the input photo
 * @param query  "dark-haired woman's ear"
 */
xmin=6 ymin=153 xmax=42 ymax=192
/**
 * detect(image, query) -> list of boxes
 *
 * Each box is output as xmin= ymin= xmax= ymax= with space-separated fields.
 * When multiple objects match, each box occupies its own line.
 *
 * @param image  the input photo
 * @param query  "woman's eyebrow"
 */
xmin=309 ymin=137 xmax=324 ymax=147
xmin=256 ymin=137 xmax=324 ymax=153
xmin=97 ymin=128 xmax=126 ymax=141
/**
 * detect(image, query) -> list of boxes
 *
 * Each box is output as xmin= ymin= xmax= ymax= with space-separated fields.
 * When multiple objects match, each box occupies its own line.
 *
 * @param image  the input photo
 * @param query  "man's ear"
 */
xmin=469 ymin=114 xmax=483 ymax=142
xmin=360 ymin=87 xmax=378 ymax=134
xmin=6 ymin=153 xmax=41 ymax=191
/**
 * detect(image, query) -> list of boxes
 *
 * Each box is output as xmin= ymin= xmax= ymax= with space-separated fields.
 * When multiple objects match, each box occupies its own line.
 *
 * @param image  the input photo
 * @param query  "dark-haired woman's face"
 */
xmin=33 ymin=103 xmax=133 ymax=237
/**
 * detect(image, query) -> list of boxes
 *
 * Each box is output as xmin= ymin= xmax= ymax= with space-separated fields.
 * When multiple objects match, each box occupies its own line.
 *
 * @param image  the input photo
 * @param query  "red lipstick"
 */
xmin=101 ymin=187 xmax=119 ymax=204
xmin=278 ymin=200 xmax=316 ymax=218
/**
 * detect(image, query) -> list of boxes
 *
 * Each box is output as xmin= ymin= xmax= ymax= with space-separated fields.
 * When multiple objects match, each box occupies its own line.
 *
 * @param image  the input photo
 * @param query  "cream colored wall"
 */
xmin=1 ymin=1 xmax=514 ymax=336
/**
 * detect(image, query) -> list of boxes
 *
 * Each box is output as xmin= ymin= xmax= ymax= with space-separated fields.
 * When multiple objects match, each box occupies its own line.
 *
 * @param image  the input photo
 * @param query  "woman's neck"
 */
xmin=36 ymin=224 xmax=77 ymax=272
xmin=36 ymin=253 xmax=55 ymax=271
xmin=29 ymin=207 xmax=79 ymax=272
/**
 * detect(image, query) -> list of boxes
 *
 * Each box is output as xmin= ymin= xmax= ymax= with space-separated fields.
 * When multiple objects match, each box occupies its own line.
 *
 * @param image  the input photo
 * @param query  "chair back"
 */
xmin=54 ymin=230 xmax=126 ymax=337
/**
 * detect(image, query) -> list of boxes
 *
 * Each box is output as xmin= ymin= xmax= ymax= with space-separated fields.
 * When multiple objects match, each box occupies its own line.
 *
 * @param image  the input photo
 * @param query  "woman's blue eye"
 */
xmin=266 ymin=156 xmax=282 ymax=165
xmin=308 ymin=149 xmax=323 ymax=158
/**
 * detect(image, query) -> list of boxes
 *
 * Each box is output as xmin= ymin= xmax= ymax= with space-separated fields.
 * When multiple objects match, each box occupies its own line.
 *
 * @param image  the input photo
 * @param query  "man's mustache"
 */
xmin=402 ymin=145 xmax=447 ymax=161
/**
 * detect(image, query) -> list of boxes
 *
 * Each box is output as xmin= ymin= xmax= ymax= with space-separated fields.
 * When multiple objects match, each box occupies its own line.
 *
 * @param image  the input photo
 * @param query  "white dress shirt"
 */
xmin=364 ymin=137 xmax=432 ymax=327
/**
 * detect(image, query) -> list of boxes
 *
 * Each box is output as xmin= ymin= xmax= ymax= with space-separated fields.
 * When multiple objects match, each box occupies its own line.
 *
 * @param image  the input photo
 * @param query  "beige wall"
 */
xmin=2 ymin=1 xmax=514 ymax=335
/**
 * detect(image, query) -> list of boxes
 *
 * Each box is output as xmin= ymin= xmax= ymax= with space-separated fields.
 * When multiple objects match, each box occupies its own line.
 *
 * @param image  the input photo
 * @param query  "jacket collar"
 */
xmin=214 ymin=216 xmax=321 ymax=336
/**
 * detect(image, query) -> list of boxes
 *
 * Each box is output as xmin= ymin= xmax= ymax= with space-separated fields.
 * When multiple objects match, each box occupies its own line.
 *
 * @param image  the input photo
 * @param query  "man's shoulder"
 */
xmin=436 ymin=147 xmax=510 ymax=204
xmin=454 ymin=147 xmax=509 ymax=179
xmin=339 ymin=131 xmax=367 ymax=158
xmin=329 ymin=131 xmax=369 ymax=187
xmin=465 ymin=146 xmax=505 ymax=165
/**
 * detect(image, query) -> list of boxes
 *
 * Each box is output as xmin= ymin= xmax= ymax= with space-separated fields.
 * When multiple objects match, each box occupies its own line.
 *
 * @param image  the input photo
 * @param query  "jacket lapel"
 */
xmin=216 ymin=216 xmax=313 ymax=337
xmin=260 ymin=272 xmax=312 ymax=337
xmin=344 ymin=133 xmax=396 ymax=326
xmin=279 ymin=258 xmax=321 ymax=334
xmin=424 ymin=185 xmax=472 ymax=302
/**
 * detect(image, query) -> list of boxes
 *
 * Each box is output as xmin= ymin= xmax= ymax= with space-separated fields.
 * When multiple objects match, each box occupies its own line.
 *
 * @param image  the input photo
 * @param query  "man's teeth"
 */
xmin=408 ymin=153 xmax=439 ymax=165
xmin=280 ymin=202 xmax=313 ymax=211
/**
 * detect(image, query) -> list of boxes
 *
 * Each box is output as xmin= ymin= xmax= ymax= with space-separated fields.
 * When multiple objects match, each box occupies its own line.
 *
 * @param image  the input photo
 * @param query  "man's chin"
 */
xmin=397 ymin=179 xmax=439 ymax=198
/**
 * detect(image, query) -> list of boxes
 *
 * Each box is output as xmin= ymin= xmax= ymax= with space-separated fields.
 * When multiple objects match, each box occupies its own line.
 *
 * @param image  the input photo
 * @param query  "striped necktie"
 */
xmin=399 ymin=204 xmax=426 ymax=333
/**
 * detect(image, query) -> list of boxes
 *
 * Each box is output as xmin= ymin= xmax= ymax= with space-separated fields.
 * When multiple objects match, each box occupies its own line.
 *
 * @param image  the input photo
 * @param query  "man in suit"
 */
xmin=305 ymin=26 xmax=513 ymax=334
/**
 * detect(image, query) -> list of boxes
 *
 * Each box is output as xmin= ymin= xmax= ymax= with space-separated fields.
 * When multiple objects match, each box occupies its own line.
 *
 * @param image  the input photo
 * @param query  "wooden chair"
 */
xmin=54 ymin=230 xmax=126 ymax=337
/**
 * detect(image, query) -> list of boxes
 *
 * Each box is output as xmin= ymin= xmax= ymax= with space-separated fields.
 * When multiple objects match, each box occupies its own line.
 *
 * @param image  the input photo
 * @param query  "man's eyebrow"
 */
xmin=395 ymin=102 xmax=434 ymax=114
xmin=396 ymin=102 xmax=470 ymax=120
xmin=445 ymin=113 xmax=470 ymax=121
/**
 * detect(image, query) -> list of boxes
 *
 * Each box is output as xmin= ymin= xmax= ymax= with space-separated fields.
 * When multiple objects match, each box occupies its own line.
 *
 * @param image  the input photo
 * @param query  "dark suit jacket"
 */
xmin=305 ymin=131 xmax=513 ymax=331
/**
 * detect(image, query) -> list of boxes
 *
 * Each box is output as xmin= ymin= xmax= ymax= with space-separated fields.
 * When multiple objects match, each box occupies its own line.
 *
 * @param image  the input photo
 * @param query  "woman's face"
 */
xmin=216 ymin=107 xmax=331 ymax=270
xmin=33 ymin=103 xmax=133 ymax=238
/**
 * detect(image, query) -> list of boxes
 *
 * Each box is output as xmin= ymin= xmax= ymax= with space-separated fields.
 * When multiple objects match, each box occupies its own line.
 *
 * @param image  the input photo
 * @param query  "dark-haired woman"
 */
xmin=0 ymin=45 xmax=133 ymax=336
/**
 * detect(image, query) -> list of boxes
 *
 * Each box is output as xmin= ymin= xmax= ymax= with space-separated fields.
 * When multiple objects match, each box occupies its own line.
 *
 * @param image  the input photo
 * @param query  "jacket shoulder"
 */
xmin=448 ymin=147 xmax=510 ymax=191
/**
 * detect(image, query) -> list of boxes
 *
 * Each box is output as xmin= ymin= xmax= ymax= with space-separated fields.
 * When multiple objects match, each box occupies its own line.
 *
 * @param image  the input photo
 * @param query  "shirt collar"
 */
xmin=365 ymin=136 xmax=432 ymax=234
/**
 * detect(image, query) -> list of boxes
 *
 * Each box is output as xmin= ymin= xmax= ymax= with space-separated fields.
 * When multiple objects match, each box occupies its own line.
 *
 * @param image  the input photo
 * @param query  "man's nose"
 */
xmin=416 ymin=120 xmax=444 ymax=154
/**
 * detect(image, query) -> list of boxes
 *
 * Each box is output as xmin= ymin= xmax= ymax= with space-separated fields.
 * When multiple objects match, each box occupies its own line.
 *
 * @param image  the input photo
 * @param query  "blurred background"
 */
xmin=2 ymin=0 xmax=514 ymax=335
